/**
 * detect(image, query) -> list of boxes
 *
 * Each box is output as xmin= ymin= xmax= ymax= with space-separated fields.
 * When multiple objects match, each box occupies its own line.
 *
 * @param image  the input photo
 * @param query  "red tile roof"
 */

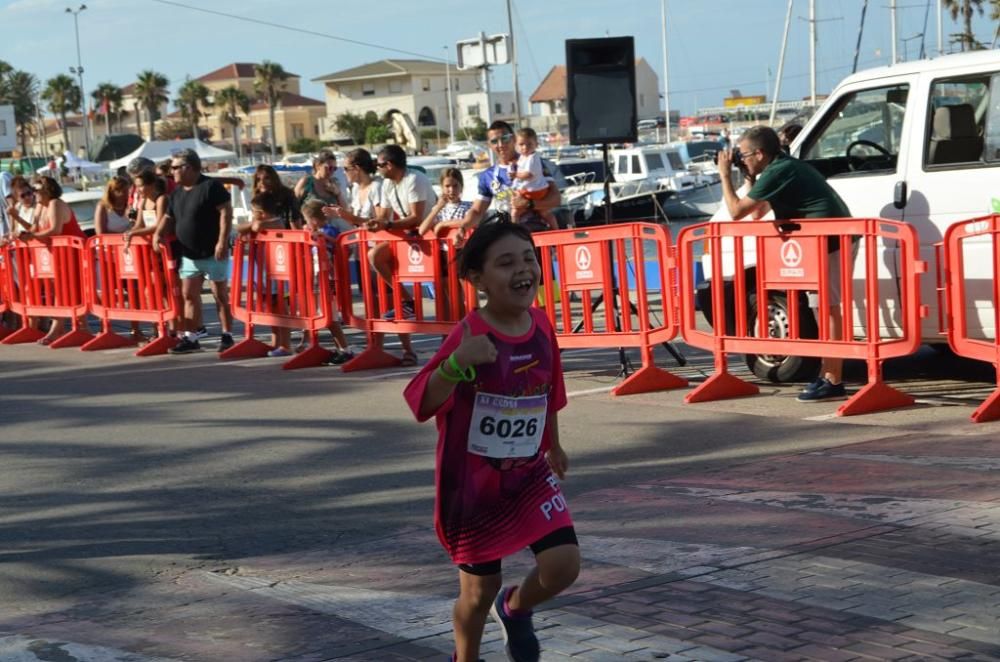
xmin=530 ymin=66 xmax=566 ymax=103
xmin=195 ymin=63 xmax=299 ymax=83
xmin=249 ymin=91 xmax=324 ymax=111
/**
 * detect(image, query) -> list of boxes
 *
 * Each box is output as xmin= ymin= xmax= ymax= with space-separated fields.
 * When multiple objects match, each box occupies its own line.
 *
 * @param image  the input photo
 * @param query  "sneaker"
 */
xmin=217 ymin=333 xmax=234 ymax=353
xmin=490 ymin=586 xmax=539 ymax=662
xmin=325 ymin=349 xmax=354 ymax=365
xmin=268 ymin=347 xmax=291 ymax=358
xmin=448 ymin=655 xmax=484 ymax=662
xmin=383 ymin=300 xmax=415 ymax=321
xmin=168 ymin=337 xmax=202 ymax=354
xmin=194 ymin=326 xmax=209 ymax=340
xmin=796 ymin=378 xmax=847 ymax=402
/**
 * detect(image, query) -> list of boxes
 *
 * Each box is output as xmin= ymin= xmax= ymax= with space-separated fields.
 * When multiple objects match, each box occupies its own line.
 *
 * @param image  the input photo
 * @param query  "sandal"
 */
xmin=36 ymin=336 xmax=53 ymax=346
xmin=400 ymin=350 xmax=418 ymax=367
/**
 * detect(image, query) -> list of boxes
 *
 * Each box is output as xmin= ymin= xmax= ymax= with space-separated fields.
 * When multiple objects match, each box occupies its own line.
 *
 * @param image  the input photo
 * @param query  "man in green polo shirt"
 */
xmin=717 ymin=125 xmax=853 ymax=403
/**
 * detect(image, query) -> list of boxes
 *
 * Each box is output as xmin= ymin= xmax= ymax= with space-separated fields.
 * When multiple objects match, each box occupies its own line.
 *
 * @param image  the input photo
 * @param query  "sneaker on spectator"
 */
xmin=796 ymin=378 xmax=847 ymax=402
xmin=490 ymin=586 xmax=539 ymax=662
xmin=325 ymin=349 xmax=354 ymax=365
xmin=168 ymin=337 xmax=202 ymax=354
xmin=801 ymin=377 xmax=826 ymax=394
xmin=383 ymin=300 xmax=415 ymax=321
xmin=194 ymin=326 xmax=209 ymax=339
xmin=268 ymin=347 xmax=291 ymax=358
xmin=217 ymin=333 xmax=234 ymax=353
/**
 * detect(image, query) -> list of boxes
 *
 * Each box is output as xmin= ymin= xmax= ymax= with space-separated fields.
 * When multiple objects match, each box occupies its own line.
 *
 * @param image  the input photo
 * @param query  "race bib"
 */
xmin=468 ymin=392 xmax=547 ymax=459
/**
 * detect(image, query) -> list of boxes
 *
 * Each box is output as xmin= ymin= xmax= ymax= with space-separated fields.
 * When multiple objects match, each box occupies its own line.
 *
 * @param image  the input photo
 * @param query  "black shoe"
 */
xmin=796 ymin=378 xmax=847 ymax=402
xmin=490 ymin=586 xmax=539 ymax=662
xmin=169 ymin=337 xmax=202 ymax=354
xmin=194 ymin=326 xmax=209 ymax=339
xmin=217 ymin=333 xmax=234 ymax=353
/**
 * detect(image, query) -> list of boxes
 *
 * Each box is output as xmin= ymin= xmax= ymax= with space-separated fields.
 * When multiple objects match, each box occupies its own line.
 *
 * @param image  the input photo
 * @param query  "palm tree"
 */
xmin=943 ymin=0 xmax=986 ymax=51
xmin=253 ymin=60 xmax=289 ymax=160
xmin=91 ymin=82 xmax=123 ymax=138
xmin=41 ymin=74 xmax=81 ymax=152
xmin=133 ymin=70 xmax=169 ymax=140
xmin=990 ymin=0 xmax=1000 ymax=47
xmin=215 ymin=86 xmax=250 ymax=159
xmin=176 ymin=79 xmax=212 ymax=141
xmin=6 ymin=71 xmax=38 ymax=156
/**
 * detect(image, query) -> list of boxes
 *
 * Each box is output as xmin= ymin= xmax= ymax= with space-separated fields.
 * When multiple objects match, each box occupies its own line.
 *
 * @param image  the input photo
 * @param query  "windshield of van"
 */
xmin=802 ymin=84 xmax=908 ymax=177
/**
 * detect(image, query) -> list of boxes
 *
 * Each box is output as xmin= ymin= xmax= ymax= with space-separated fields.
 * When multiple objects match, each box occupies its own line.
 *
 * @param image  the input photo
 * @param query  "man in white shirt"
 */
xmin=367 ymin=145 xmax=436 ymax=314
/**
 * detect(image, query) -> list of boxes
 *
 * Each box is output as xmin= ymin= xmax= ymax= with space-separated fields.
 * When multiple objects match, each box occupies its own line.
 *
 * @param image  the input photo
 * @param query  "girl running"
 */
xmin=404 ymin=221 xmax=579 ymax=662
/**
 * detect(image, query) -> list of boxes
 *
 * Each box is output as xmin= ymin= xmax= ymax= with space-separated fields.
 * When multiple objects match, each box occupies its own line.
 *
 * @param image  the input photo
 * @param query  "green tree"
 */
xmin=287 ymin=137 xmax=320 ymax=153
xmin=944 ymin=0 xmax=986 ymax=50
xmin=134 ymin=69 xmax=170 ymax=140
xmin=253 ymin=60 xmax=289 ymax=160
xmin=156 ymin=118 xmax=194 ymax=140
xmin=334 ymin=111 xmax=368 ymax=145
xmin=7 ymin=71 xmax=39 ymax=156
xmin=176 ymin=79 xmax=212 ymax=142
xmin=365 ymin=125 xmax=391 ymax=145
xmin=91 ymin=82 xmax=123 ymax=138
xmin=41 ymin=74 xmax=81 ymax=152
xmin=216 ymin=86 xmax=251 ymax=159
xmin=457 ymin=116 xmax=487 ymax=141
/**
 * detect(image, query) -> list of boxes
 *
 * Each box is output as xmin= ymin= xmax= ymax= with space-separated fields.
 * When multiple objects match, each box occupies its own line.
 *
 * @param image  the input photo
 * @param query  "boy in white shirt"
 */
xmin=511 ymin=127 xmax=556 ymax=229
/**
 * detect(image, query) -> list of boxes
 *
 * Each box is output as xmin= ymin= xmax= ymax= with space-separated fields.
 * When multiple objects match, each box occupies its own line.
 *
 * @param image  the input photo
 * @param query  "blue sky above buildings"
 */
xmin=2 ymin=0 xmax=998 ymax=117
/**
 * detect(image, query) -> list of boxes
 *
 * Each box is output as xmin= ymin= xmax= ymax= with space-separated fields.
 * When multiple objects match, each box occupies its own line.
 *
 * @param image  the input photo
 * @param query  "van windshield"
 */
xmin=802 ymin=84 xmax=908 ymax=177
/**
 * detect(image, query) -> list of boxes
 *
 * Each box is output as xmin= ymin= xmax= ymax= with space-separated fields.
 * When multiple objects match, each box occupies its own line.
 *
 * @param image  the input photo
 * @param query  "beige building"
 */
xmin=28 ymin=115 xmax=115 ymax=158
xmin=183 ymin=63 xmax=325 ymax=154
xmin=312 ymin=59 xmax=516 ymax=142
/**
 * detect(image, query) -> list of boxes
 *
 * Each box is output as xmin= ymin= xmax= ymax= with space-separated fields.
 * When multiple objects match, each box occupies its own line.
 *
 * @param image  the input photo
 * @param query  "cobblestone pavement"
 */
xmin=1 ymin=335 xmax=999 ymax=661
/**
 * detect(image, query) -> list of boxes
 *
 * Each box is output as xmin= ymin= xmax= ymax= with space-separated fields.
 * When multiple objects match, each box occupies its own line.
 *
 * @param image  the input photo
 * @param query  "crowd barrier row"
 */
xmin=1 ymin=217 xmax=998 ymax=422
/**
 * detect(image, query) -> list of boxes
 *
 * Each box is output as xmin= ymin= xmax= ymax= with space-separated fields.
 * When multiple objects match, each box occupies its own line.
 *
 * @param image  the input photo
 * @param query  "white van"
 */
xmin=702 ymin=50 xmax=1000 ymax=381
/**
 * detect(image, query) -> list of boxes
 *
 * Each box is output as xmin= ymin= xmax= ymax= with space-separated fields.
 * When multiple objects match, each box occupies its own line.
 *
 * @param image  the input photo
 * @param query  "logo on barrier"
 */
xmin=33 ymin=247 xmax=55 ymax=278
xmin=117 ymin=246 xmax=139 ymax=279
xmin=267 ymin=242 xmax=292 ymax=281
xmin=780 ymin=239 xmax=803 ymax=272
xmin=561 ymin=242 xmax=604 ymax=288
xmin=395 ymin=239 xmax=435 ymax=282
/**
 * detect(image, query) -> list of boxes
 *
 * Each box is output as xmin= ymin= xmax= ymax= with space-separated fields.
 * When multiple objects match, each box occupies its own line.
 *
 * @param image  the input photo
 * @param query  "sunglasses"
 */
xmin=375 ymin=161 xmax=390 ymax=169
xmin=170 ymin=164 xmax=186 ymax=171
xmin=488 ymin=133 xmax=513 ymax=145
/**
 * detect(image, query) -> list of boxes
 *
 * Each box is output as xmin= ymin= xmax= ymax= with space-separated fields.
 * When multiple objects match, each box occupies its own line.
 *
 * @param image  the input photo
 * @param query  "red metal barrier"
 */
xmin=0 ymin=249 xmax=11 ymax=340
xmin=531 ymin=223 xmax=687 ymax=395
xmin=226 ymin=229 xmax=336 ymax=369
xmin=677 ymin=218 xmax=926 ymax=416
xmin=82 ymin=235 xmax=180 ymax=355
xmin=944 ymin=214 xmax=1000 ymax=423
xmin=334 ymin=228 xmax=474 ymax=372
xmin=0 ymin=236 xmax=93 ymax=348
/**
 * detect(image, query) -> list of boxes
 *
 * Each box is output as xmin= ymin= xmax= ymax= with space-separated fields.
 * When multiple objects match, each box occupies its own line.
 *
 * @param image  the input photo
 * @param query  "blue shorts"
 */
xmin=179 ymin=256 xmax=230 ymax=282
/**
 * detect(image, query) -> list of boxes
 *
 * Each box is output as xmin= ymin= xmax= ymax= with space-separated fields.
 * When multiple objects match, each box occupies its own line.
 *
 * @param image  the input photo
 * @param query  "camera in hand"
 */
xmin=712 ymin=148 xmax=744 ymax=170
xmin=127 ymin=208 xmax=138 ymax=221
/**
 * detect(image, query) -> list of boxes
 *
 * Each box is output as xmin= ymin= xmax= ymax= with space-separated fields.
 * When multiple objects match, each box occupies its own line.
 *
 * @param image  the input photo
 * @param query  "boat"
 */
xmin=567 ymin=178 xmax=674 ymax=228
xmin=610 ymin=144 xmax=722 ymax=219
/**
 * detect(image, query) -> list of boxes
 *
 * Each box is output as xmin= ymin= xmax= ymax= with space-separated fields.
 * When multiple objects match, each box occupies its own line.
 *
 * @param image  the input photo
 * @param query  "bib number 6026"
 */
xmin=479 ymin=416 xmax=538 ymax=438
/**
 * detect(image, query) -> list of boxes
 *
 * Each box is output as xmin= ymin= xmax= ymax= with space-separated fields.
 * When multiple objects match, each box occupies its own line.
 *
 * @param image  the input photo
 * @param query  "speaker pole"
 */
xmin=602 ymin=143 xmax=612 ymax=226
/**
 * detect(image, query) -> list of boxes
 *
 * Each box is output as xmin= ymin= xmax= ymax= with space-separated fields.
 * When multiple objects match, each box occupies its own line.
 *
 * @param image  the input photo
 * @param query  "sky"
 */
xmin=2 ymin=0 xmax=999 ymax=120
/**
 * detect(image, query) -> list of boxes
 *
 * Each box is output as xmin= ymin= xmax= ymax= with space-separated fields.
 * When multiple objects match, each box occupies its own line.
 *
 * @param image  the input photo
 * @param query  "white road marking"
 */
xmin=0 ymin=636 xmax=177 ymax=662
xmin=203 ymin=572 xmax=757 ymax=661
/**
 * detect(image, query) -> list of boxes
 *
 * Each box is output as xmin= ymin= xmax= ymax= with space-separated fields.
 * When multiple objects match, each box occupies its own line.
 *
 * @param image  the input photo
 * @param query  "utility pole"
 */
xmin=66 ymin=4 xmax=91 ymax=157
xmin=660 ymin=0 xmax=671 ymax=142
xmin=852 ymin=0 xmax=868 ymax=73
xmin=505 ymin=0 xmax=522 ymax=126
xmin=809 ymin=0 xmax=817 ymax=106
xmin=937 ymin=0 xmax=944 ymax=55
xmin=444 ymin=46 xmax=455 ymax=140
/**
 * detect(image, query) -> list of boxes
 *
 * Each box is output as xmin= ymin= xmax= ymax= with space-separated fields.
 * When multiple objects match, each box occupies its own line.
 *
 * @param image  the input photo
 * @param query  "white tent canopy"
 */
xmin=109 ymin=139 xmax=236 ymax=171
xmin=36 ymin=150 xmax=104 ymax=175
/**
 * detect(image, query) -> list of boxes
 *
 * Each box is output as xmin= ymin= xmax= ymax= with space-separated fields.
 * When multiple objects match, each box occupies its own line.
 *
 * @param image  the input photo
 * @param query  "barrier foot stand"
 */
xmin=0 ymin=325 xmax=11 ymax=340
xmin=81 ymin=329 xmax=136 ymax=352
xmin=136 ymin=334 xmax=179 ymax=357
xmin=219 ymin=337 xmax=270 ymax=361
xmin=282 ymin=344 xmax=335 ymax=371
xmin=837 ymin=380 xmax=914 ymax=417
xmin=613 ymin=349 xmax=688 ymax=396
xmin=685 ymin=371 xmax=759 ymax=403
xmin=970 ymin=386 xmax=1000 ymax=423
xmin=48 ymin=328 xmax=95 ymax=349
xmin=1 ymin=326 xmax=46 ymax=344
xmin=341 ymin=336 xmax=402 ymax=373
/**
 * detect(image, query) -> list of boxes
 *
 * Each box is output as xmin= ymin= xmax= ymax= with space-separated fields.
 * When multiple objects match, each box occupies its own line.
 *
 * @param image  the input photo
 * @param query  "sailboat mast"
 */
xmin=852 ymin=0 xmax=868 ymax=73
xmin=661 ymin=0 xmax=671 ymax=142
xmin=890 ymin=0 xmax=899 ymax=64
xmin=769 ymin=0 xmax=794 ymax=126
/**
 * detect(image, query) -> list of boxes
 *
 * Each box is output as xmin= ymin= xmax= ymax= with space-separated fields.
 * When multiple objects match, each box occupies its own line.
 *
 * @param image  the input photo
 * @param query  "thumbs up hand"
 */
xmin=453 ymin=320 xmax=497 ymax=369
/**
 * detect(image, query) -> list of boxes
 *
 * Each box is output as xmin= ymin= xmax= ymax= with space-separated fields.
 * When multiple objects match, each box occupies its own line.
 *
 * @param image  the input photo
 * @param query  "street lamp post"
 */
xmin=443 ymin=46 xmax=455 ymax=141
xmin=66 ymin=4 xmax=91 ymax=157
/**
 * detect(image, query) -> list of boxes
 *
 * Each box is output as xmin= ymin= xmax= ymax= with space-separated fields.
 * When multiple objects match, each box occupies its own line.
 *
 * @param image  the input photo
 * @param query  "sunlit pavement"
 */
xmin=1 ymin=314 xmax=999 ymax=661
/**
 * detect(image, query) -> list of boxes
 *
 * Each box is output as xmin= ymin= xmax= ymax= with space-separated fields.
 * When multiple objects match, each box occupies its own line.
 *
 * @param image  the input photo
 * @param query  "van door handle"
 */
xmin=893 ymin=180 xmax=907 ymax=209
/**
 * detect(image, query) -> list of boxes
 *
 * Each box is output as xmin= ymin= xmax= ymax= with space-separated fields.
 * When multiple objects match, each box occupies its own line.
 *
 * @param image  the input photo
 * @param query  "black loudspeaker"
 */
xmin=565 ymin=37 xmax=638 ymax=145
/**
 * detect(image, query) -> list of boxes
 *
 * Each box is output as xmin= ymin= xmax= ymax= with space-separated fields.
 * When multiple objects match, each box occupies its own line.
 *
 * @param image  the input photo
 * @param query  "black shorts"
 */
xmin=457 ymin=526 xmax=578 ymax=576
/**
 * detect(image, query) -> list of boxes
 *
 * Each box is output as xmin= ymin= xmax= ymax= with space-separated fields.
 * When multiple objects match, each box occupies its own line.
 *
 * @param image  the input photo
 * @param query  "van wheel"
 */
xmin=744 ymin=292 xmax=821 ymax=383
